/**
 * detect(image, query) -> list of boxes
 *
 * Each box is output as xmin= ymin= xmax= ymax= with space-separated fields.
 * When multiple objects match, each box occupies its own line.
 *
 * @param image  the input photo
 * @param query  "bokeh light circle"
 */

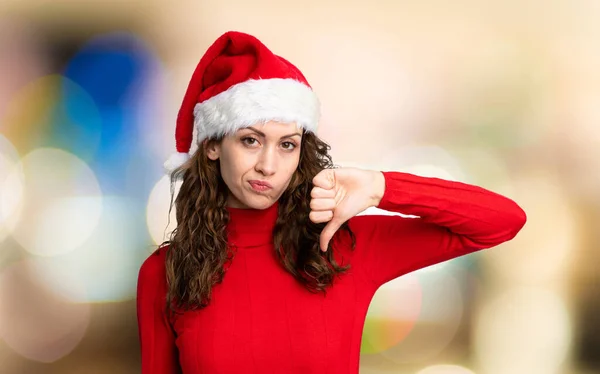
xmin=0 ymin=135 xmax=23 ymax=243
xmin=146 ymin=175 xmax=180 ymax=245
xmin=10 ymin=148 xmax=103 ymax=257
xmin=29 ymin=196 xmax=152 ymax=303
xmin=378 ymin=272 xmax=464 ymax=364
xmin=0 ymin=260 xmax=90 ymax=363
xmin=362 ymin=273 xmax=422 ymax=354
xmin=0 ymin=75 xmax=62 ymax=150
xmin=1 ymin=73 xmax=103 ymax=164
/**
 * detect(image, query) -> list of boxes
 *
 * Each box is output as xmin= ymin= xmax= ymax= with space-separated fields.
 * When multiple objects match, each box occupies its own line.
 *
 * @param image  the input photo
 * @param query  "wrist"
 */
xmin=369 ymin=171 xmax=386 ymax=207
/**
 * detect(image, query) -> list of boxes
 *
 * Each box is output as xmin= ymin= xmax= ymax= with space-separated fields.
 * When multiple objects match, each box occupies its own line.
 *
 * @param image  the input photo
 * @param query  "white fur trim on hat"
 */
xmin=193 ymin=78 xmax=320 ymax=142
xmin=163 ymin=152 xmax=191 ymax=173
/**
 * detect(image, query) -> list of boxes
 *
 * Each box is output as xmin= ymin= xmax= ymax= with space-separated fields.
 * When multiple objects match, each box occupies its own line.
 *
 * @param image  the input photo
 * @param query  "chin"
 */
xmin=229 ymin=190 xmax=275 ymax=210
xmin=246 ymin=197 xmax=276 ymax=210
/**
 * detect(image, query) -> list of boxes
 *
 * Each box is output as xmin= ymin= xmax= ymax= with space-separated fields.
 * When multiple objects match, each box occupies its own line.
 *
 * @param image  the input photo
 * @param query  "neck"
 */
xmin=226 ymin=201 xmax=279 ymax=248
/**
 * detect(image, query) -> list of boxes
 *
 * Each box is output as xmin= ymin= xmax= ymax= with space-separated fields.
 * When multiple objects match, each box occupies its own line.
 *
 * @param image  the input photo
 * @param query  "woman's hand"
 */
xmin=310 ymin=168 xmax=386 ymax=252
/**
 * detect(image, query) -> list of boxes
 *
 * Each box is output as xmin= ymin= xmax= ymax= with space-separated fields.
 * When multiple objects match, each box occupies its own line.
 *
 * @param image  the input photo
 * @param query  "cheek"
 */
xmin=219 ymin=153 xmax=252 ymax=187
xmin=280 ymin=157 xmax=300 ymax=184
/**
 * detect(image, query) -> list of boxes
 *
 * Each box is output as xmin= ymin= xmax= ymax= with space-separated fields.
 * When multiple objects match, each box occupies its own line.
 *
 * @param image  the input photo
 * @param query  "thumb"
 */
xmin=320 ymin=217 xmax=343 ymax=252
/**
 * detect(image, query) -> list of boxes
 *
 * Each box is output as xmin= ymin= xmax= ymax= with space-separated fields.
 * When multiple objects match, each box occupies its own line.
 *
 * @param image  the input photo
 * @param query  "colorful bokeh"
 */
xmin=1 ymin=1 xmax=599 ymax=373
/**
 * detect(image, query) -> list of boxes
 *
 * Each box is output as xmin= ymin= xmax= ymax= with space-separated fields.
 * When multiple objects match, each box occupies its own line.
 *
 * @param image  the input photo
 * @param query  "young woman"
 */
xmin=137 ymin=31 xmax=527 ymax=374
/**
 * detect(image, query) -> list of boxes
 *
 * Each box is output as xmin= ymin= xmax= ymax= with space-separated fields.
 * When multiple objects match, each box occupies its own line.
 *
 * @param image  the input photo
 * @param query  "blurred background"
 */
xmin=0 ymin=0 xmax=598 ymax=373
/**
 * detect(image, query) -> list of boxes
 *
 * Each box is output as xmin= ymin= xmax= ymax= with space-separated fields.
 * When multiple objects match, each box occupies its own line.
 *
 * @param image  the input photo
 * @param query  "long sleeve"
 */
xmin=348 ymin=171 xmax=527 ymax=287
xmin=137 ymin=247 xmax=181 ymax=374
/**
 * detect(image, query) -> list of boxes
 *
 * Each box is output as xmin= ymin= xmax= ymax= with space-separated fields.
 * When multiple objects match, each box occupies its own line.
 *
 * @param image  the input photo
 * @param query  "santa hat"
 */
xmin=164 ymin=31 xmax=321 ymax=172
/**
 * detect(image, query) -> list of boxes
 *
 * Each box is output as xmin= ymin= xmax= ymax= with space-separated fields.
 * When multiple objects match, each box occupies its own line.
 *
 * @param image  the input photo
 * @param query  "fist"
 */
xmin=310 ymin=168 xmax=385 ymax=252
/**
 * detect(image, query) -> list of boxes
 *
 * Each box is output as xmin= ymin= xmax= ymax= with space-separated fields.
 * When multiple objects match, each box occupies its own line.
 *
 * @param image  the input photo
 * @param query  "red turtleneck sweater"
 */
xmin=137 ymin=171 xmax=526 ymax=373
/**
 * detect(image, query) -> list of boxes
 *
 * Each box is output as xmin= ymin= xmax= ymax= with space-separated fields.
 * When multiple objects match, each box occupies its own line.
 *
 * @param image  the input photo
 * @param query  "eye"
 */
xmin=241 ymin=137 xmax=259 ymax=147
xmin=281 ymin=141 xmax=297 ymax=150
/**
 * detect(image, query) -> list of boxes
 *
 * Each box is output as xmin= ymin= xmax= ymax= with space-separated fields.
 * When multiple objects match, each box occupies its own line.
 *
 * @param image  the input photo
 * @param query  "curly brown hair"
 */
xmin=162 ymin=131 xmax=356 ymax=312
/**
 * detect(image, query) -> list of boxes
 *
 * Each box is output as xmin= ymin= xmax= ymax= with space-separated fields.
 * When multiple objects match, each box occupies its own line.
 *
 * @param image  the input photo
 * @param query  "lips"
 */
xmin=249 ymin=180 xmax=273 ymax=188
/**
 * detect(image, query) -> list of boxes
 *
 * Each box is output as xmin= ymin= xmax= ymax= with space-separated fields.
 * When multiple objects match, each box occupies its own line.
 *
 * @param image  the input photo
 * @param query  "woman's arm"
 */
xmin=348 ymin=171 xmax=527 ymax=287
xmin=137 ymin=247 xmax=182 ymax=374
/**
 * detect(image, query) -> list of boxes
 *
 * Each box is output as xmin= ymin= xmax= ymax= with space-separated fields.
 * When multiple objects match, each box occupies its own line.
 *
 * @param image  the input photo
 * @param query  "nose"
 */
xmin=254 ymin=147 xmax=277 ymax=176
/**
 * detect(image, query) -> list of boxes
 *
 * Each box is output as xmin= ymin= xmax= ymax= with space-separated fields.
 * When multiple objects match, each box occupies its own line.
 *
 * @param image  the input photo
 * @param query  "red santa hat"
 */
xmin=164 ymin=31 xmax=321 ymax=172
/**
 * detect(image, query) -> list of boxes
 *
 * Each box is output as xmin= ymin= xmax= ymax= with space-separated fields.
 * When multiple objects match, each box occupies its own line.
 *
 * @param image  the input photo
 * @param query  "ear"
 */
xmin=205 ymin=139 xmax=221 ymax=160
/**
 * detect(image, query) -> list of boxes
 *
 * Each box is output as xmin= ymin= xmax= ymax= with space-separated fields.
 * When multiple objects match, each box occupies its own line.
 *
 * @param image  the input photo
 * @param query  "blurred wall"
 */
xmin=1 ymin=1 xmax=599 ymax=373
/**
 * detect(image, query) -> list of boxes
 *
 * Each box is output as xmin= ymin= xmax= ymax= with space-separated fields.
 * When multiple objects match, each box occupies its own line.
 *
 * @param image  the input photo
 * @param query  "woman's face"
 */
xmin=206 ymin=121 xmax=303 ymax=209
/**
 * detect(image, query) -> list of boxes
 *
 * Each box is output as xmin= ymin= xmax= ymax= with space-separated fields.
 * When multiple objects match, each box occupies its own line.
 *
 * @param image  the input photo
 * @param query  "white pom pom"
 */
xmin=163 ymin=152 xmax=190 ymax=173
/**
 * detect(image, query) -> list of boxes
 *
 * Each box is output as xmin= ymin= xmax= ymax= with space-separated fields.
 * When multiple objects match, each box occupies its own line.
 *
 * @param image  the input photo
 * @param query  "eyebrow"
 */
xmin=245 ymin=126 xmax=302 ymax=139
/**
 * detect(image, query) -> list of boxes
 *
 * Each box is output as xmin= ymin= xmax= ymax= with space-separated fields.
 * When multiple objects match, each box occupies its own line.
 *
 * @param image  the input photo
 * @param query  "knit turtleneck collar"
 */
xmin=226 ymin=201 xmax=279 ymax=248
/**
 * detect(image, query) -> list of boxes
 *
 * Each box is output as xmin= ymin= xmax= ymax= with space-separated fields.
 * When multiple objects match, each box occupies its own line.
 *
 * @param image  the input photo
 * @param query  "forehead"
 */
xmin=241 ymin=121 xmax=302 ymax=135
